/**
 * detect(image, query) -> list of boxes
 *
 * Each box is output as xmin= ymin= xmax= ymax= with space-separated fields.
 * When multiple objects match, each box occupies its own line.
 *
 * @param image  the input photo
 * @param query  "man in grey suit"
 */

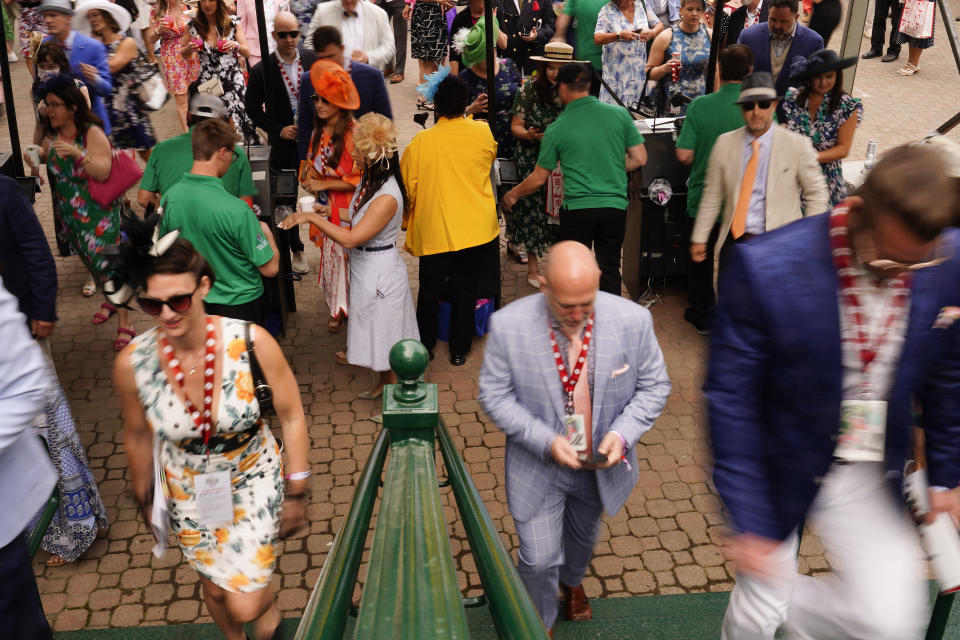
xmin=0 ymin=279 xmax=57 ymax=639
xmin=478 ymin=241 xmax=670 ymax=636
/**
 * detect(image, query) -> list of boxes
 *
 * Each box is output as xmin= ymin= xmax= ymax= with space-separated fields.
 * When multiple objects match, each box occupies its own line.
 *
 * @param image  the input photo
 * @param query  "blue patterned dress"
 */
xmin=595 ymin=0 xmax=660 ymax=107
xmin=665 ymin=24 xmax=710 ymax=114
xmin=782 ymin=88 xmax=863 ymax=206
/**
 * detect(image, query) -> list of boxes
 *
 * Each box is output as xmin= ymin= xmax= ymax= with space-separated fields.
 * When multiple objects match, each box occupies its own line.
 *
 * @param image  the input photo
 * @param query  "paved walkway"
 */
xmin=0 ymin=6 xmax=957 ymax=630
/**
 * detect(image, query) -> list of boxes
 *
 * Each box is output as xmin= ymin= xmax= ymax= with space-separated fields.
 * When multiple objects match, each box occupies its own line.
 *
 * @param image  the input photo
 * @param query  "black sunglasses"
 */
xmin=137 ymin=285 xmax=199 ymax=316
xmin=312 ymin=94 xmax=328 ymax=104
xmin=740 ymin=100 xmax=773 ymax=111
xmin=275 ymin=30 xmax=300 ymax=39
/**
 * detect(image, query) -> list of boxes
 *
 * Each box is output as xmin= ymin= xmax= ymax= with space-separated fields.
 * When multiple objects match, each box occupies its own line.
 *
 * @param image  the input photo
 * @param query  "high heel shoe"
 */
xmin=897 ymin=62 xmax=920 ymax=76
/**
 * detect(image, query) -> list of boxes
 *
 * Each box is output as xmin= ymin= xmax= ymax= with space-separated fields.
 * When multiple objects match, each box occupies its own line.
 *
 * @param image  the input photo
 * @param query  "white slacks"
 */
xmin=721 ymin=462 xmax=928 ymax=640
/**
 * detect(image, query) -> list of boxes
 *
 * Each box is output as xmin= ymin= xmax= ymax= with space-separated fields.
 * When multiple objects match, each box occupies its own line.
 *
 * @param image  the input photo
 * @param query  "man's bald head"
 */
xmin=542 ymin=242 xmax=600 ymax=335
xmin=274 ymin=10 xmax=298 ymax=31
xmin=273 ymin=11 xmax=301 ymax=58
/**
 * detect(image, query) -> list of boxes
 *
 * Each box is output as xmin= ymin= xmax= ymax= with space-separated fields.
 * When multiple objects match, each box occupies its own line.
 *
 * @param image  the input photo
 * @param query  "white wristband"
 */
xmin=285 ymin=470 xmax=311 ymax=481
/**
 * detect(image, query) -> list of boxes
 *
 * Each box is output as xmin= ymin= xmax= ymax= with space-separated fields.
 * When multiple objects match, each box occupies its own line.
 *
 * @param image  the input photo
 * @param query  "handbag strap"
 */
xmin=244 ymin=321 xmax=272 ymax=403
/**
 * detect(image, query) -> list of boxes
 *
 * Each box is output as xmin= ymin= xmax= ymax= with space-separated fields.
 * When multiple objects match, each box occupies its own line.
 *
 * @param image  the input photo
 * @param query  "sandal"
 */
xmin=897 ymin=62 xmax=920 ymax=76
xmin=358 ymin=387 xmax=383 ymax=400
xmin=328 ymin=315 xmax=344 ymax=333
xmin=416 ymin=97 xmax=434 ymax=111
xmin=507 ymin=244 xmax=529 ymax=265
xmin=390 ymin=73 xmax=404 ymax=84
xmin=46 ymin=554 xmax=68 ymax=567
xmin=335 ymin=349 xmax=348 ymax=365
xmin=91 ymin=302 xmax=117 ymax=325
xmin=82 ymin=280 xmax=97 ymax=297
xmin=114 ymin=327 xmax=136 ymax=351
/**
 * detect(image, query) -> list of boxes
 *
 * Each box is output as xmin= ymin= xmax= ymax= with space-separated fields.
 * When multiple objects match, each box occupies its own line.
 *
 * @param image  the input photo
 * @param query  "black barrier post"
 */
xmin=484 ymin=0 xmax=495 ymax=135
xmin=0 ymin=6 xmax=25 ymax=177
xmin=705 ymin=6 xmax=728 ymax=94
xmin=254 ymin=1 xmax=279 ymax=148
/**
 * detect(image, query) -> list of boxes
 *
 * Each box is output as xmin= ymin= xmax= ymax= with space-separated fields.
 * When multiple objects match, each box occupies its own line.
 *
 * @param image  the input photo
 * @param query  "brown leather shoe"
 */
xmin=561 ymin=583 xmax=593 ymax=621
xmin=547 ymin=630 xmax=554 ymax=639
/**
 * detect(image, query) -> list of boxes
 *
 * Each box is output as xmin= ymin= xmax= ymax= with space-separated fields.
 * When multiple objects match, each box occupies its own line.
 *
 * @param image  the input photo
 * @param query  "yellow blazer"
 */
xmin=401 ymin=117 xmax=500 ymax=257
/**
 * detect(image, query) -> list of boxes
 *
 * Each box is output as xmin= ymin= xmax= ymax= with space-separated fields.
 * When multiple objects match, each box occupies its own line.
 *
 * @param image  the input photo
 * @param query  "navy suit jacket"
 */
xmin=737 ymin=23 xmax=823 ymax=120
xmin=46 ymin=32 xmax=113 ymax=134
xmin=708 ymin=214 xmax=960 ymax=541
xmin=0 ymin=176 xmax=57 ymax=323
xmin=296 ymin=60 xmax=393 ymax=160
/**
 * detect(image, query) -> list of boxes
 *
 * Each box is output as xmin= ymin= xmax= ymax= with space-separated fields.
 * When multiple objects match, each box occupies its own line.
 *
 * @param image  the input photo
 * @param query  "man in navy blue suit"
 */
xmin=737 ymin=0 xmax=821 ymax=121
xmin=296 ymin=25 xmax=393 ymax=160
xmin=710 ymin=145 xmax=960 ymax=639
xmin=39 ymin=0 xmax=113 ymax=134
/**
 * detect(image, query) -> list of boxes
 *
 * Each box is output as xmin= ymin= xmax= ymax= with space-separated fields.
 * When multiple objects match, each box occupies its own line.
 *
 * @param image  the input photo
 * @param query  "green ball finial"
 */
xmin=389 ymin=340 xmax=429 ymax=404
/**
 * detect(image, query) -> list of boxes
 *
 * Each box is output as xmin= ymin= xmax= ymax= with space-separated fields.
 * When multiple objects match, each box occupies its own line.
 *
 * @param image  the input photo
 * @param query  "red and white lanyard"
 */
xmin=829 ymin=202 xmax=910 ymax=389
xmin=277 ymin=56 xmax=303 ymax=102
xmin=160 ymin=320 xmax=218 ymax=448
xmin=548 ymin=314 xmax=594 ymax=416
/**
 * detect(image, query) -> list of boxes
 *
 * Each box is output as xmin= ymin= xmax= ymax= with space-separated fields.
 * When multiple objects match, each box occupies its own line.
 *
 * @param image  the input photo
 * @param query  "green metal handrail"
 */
xmin=293 ymin=428 xmax=389 ymax=640
xmin=438 ymin=419 xmax=551 ymax=640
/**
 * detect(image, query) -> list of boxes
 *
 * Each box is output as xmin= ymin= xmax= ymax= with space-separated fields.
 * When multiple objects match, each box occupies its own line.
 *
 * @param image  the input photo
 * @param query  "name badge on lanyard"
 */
xmin=195 ymin=470 xmax=234 ymax=527
xmin=835 ymin=399 xmax=887 ymax=462
xmin=564 ymin=414 xmax=587 ymax=453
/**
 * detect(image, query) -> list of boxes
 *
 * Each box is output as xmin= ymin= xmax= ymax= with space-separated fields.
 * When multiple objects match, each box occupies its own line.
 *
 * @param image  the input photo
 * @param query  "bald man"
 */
xmin=245 ymin=10 xmax=317 ymax=274
xmin=478 ymin=241 xmax=671 ymax=636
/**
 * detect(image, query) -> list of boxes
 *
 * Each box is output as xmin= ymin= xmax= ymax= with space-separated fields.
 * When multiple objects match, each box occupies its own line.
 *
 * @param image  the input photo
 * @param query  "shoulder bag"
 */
xmin=244 ymin=322 xmax=275 ymax=416
xmin=86 ymin=141 xmax=144 ymax=208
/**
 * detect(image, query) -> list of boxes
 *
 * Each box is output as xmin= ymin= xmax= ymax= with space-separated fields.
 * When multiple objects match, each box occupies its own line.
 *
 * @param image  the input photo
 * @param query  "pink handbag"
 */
xmin=87 ymin=146 xmax=143 ymax=207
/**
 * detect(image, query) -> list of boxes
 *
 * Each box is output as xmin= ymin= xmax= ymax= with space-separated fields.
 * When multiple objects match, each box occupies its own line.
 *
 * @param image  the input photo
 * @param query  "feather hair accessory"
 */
xmin=416 ymin=65 xmax=451 ymax=103
xmin=101 ymin=203 xmax=180 ymax=307
xmin=451 ymin=27 xmax=471 ymax=54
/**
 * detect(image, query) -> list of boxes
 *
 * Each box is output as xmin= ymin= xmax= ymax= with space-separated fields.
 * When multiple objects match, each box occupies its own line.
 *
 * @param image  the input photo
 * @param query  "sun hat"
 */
xmin=73 ymin=0 xmax=133 ymax=36
xmin=529 ymin=41 xmax=585 ymax=64
xmin=189 ymin=93 xmax=228 ymax=119
xmin=734 ymin=71 xmax=779 ymax=104
xmin=789 ymin=48 xmax=857 ymax=82
xmin=452 ymin=16 xmax=499 ymax=70
xmin=36 ymin=0 xmax=74 ymax=16
xmin=309 ymin=59 xmax=361 ymax=111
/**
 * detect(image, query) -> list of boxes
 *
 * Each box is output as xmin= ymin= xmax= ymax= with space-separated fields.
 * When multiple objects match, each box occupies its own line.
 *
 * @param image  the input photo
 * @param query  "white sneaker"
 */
xmin=291 ymin=251 xmax=309 ymax=274
xmin=7 ymin=51 xmax=17 ymax=63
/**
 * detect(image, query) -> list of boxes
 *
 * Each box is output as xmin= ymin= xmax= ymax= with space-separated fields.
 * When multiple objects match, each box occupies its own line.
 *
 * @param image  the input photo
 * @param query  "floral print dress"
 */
xmin=509 ymin=80 xmax=563 ymax=257
xmin=782 ymin=88 xmax=863 ymax=206
xmin=47 ymin=130 xmax=122 ymax=284
xmin=665 ymin=24 xmax=710 ymax=114
xmin=128 ymin=317 xmax=284 ymax=593
xmin=151 ymin=6 xmax=199 ymax=94
xmin=106 ymin=39 xmax=158 ymax=150
xmin=460 ymin=58 xmax=522 ymax=159
xmin=595 ymin=0 xmax=660 ymax=107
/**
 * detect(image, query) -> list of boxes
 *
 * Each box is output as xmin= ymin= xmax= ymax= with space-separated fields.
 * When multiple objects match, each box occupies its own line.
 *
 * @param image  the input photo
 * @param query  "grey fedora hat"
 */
xmin=37 ymin=0 xmax=75 ymax=15
xmin=735 ymin=71 xmax=779 ymax=104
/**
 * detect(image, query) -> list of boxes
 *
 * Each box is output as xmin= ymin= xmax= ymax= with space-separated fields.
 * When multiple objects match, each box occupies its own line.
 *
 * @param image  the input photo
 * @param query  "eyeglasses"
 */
xmin=740 ymin=100 xmax=773 ymax=111
xmin=275 ymin=30 xmax=300 ymax=39
xmin=221 ymin=146 xmax=239 ymax=160
xmin=137 ymin=285 xmax=199 ymax=316
xmin=312 ymin=94 xmax=328 ymax=104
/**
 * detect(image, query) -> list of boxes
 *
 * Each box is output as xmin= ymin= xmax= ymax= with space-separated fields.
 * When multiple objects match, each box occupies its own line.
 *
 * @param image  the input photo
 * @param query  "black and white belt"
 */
xmin=356 ymin=244 xmax=394 ymax=252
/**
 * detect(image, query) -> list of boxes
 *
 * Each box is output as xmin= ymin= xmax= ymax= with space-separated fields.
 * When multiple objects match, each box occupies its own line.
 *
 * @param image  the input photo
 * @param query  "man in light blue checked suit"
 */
xmin=479 ymin=241 xmax=670 ymax=635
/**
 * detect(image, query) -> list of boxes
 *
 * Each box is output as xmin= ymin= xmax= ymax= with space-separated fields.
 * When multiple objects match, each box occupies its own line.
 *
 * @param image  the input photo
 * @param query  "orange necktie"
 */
xmin=569 ymin=335 xmax=593 ymax=461
xmin=731 ymin=139 xmax=760 ymax=239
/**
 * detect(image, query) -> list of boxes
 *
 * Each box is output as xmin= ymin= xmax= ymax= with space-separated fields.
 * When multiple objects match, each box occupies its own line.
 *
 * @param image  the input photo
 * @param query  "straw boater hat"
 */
xmin=310 ymin=60 xmax=361 ymax=111
xmin=529 ymin=42 xmax=586 ymax=64
xmin=73 ymin=0 xmax=133 ymax=36
xmin=353 ymin=113 xmax=399 ymax=165
xmin=734 ymin=71 xmax=779 ymax=104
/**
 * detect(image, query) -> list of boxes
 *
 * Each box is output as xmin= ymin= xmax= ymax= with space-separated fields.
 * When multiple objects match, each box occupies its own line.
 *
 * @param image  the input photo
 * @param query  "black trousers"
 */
xmin=809 ymin=0 xmax=842 ymax=46
xmin=205 ymin=295 xmax=266 ymax=326
xmin=383 ymin=1 xmax=408 ymax=72
xmin=417 ymin=237 xmax=500 ymax=357
xmin=685 ymin=217 xmax=718 ymax=329
xmin=870 ymin=0 xmax=903 ymax=53
xmin=559 ymin=207 xmax=626 ymax=295
xmin=0 ymin=537 xmax=53 ymax=639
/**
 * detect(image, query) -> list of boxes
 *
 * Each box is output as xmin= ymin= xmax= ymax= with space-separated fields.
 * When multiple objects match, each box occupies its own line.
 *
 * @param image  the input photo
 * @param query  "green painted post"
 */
xmin=381 ymin=339 xmax=438 ymax=443
xmin=926 ymin=592 xmax=957 ymax=640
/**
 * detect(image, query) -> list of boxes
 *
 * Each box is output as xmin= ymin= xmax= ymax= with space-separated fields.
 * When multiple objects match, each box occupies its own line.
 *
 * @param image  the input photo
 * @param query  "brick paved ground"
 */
xmin=0 ymin=4 xmax=957 ymax=629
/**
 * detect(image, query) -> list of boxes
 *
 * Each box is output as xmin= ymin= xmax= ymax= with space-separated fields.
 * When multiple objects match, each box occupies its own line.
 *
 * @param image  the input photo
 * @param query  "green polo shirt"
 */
xmin=537 ymin=96 xmax=644 ymax=211
xmin=675 ymin=82 xmax=746 ymax=219
xmin=563 ymin=0 xmax=608 ymax=70
xmin=158 ymin=174 xmax=274 ymax=306
xmin=141 ymin=127 xmax=257 ymax=198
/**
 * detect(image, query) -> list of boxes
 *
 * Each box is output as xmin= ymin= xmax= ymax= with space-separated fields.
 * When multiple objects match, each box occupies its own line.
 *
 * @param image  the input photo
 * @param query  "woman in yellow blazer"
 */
xmin=401 ymin=71 xmax=500 ymax=366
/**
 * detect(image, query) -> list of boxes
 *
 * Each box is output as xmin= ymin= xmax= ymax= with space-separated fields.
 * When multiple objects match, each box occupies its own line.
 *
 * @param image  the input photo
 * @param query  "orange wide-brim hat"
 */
xmin=309 ymin=60 xmax=361 ymax=111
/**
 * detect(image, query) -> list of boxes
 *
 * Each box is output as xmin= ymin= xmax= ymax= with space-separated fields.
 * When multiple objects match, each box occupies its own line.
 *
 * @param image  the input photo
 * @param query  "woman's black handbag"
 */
xmin=244 ymin=322 xmax=275 ymax=416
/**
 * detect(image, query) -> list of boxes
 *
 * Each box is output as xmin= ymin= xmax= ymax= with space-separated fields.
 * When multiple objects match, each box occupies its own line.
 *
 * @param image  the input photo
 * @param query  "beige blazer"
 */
xmin=304 ymin=0 xmax=396 ymax=71
xmin=691 ymin=125 xmax=829 ymax=277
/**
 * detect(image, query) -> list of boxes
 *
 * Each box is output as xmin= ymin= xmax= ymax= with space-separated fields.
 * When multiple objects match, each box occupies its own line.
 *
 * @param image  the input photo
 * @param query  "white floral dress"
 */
xmin=129 ymin=317 xmax=284 ymax=593
xmin=595 ymin=0 xmax=660 ymax=107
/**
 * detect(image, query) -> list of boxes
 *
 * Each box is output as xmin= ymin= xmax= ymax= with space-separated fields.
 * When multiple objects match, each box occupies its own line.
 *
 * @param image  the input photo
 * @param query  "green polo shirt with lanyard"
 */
xmin=675 ymin=82 xmax=746 ymax=219
xmin=536 ymin=96 xmax=644 ymax=211
xmin=563 ymin=0 xmax=608 ymax=70
xmin=158 ymin=174 xmax=273 ymax=306
xmin=141 ymin=128 xmax=257 ymax=198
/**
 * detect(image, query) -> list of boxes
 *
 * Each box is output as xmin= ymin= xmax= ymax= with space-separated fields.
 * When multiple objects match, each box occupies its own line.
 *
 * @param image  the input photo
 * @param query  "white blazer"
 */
xmin=304 ymin=0 xmax=396 ymax=71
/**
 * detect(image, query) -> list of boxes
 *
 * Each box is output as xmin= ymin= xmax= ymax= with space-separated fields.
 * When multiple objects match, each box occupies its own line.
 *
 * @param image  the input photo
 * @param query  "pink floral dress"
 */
xmin=151 ymin=6 xmax=199 ymax=94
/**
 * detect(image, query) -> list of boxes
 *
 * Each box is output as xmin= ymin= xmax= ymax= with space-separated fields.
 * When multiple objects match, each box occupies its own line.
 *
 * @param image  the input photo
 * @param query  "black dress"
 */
xmin=808 ymin=0 xmax=842 ymax=46
xmin=411 ymin=1 xmax=448 ymax=62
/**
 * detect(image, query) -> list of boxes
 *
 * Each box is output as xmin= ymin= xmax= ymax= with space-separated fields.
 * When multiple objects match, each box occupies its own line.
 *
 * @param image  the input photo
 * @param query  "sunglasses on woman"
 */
xmin=137 ymin=285 xmax=199 ymax=316
xmin=312 ymin=94 xmax=329 ymax=105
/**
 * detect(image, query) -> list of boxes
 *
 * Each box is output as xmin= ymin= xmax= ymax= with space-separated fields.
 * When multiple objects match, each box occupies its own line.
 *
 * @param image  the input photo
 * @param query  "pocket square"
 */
xmin=933 ymin=306 xmax=960 ymax=329
xmin=610 ymin=364 xmax=630 ymax=378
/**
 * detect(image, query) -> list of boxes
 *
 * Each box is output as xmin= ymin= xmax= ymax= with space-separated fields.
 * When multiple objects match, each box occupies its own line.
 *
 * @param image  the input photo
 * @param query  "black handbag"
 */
xmin=244 ymin=322 xmax=275 ymax=416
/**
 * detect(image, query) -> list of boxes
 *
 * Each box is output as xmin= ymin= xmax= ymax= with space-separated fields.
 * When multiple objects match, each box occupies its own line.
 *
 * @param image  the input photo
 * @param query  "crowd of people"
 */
xmin=2 ymin=0 xmax=960 ymax=638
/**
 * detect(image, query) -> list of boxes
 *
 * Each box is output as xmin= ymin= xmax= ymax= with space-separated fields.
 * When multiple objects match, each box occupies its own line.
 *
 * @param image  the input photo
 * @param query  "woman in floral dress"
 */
xmin=509 ymin=50 xmax=567 ymax=287
xmin=782 ymin=49 xmax=862 ymax=206
xmin=647 ymin=0 xmax=711 ymax=115
xmin=184 ymin=0 xmax=258 ymax=145
xmin=39 ymin=75 xmax=135 ymax=350
xmin=594 ymin=0 xmax=663 ymax=108
xmin=303 ymin=61 xmax=360 ymax=335
xmin=115 ymin=237 xmax=310 ymax=640
xmin=150 ymin=0 xmax=198 ymax=132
